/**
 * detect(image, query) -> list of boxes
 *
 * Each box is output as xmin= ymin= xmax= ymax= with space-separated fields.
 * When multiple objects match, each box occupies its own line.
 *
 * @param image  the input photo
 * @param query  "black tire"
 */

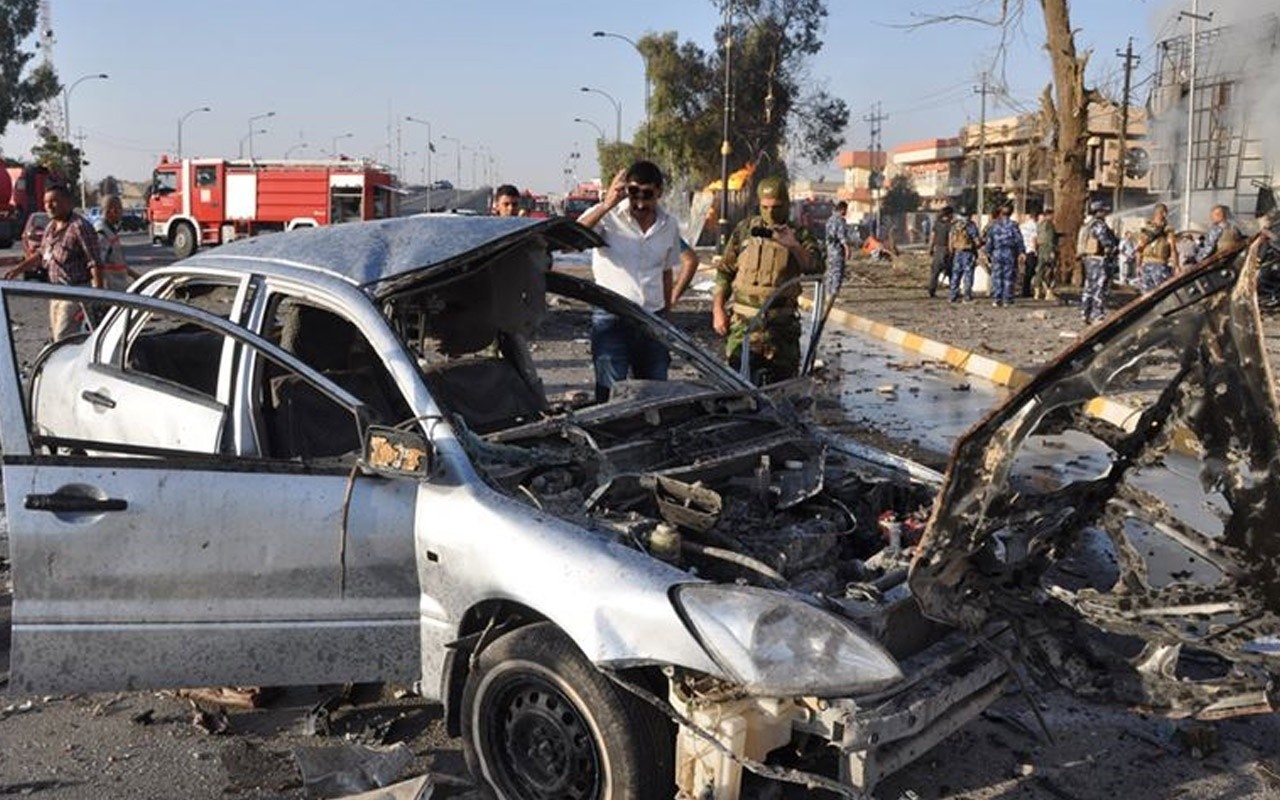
xmin=172 ymin=222 xmax=197 ymax=259
xmin=461 ymin=622 xmax=672 ymax=800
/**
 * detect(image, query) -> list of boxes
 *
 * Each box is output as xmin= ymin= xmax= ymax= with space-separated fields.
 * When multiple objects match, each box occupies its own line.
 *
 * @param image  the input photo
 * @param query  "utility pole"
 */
xmin=1113 ymin=37 xmax=1140 ymax=213
xmin=1179 ymin=1 xmax=1213 ymax=229
xmin=974 ymin=72 xmax=990 ymax=220
xmin=863 ymin=102 xmax=888 ymax=234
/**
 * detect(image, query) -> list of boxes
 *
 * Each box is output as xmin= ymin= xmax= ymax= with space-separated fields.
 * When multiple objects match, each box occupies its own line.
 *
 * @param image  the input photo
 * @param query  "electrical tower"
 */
xmin=37 ymin=0 xmax=63 ymax=138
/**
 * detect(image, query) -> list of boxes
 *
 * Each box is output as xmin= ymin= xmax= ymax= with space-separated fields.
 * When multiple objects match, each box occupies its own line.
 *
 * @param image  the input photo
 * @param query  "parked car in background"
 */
xmin=20 ymin=211 xmax=49 ymax=260
xmin=120 ymin=207 xmax=147 ymax=232
xmin=19 ymin=212 xmax=50 ymax=281
xmin=1 ymin=218 xmax=1274 ymax=799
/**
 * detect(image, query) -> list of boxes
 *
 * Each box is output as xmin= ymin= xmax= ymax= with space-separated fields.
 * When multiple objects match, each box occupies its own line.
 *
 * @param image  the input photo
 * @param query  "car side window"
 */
xmin=4 ymin=289 xmax=371 ymax=465
xmin=94 ymin=280 xmax=245 ymax=398
xmin=257 ymin=295 xmax=411 ymax=460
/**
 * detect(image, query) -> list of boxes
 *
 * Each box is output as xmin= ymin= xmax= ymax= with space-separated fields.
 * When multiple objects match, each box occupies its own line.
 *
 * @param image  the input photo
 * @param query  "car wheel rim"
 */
xmin=481 ymin=671 xmax=602 ymax=800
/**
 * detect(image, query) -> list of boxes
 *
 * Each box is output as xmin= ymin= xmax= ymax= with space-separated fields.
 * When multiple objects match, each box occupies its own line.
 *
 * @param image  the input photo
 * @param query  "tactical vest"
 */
xmin=1083 ymin=221 xmax=1111 ymax=256
xmin=949 ymin=220 xmax=975 ymax=251
xmin=1218 ymin=223 xmax=1243 ymax=251
xmin=1140 ymin=223 xmax=1171 ymax=261
xmin=732 ymin=230 xmax=797 ymax=307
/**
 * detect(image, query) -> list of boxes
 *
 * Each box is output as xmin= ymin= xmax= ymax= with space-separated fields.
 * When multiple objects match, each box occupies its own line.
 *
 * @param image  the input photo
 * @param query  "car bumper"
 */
xmin=671 ymin=626 xmax=1011 ymax=797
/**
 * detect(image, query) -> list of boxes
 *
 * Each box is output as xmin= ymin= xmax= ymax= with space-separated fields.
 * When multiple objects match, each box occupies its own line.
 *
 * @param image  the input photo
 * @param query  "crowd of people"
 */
xmin=920 ymin=196 xmax=1252 ymax=324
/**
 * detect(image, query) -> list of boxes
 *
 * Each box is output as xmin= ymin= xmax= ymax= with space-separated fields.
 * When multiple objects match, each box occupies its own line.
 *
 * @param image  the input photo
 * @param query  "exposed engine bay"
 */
xmin=470 ymin=391 xmax=935 ymax=599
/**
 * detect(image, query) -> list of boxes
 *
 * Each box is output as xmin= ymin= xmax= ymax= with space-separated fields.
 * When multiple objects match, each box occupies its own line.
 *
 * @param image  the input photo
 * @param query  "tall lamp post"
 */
xmin=284 ymin=142 xmax=309 ymax=158
xmin=440 ymin=135 xmax=463 ymax=207
xmin=239 ymin=129 xmax=267 ymax=159
xmin=573 ymin=117 xmax=606 ymax=144
xmin=592 ymin=31 xmax=650 ymax=154
xmin=63 ymin=72 xmax=108 ymax=140
xmin=177 ymin=105 xmax=210 ymax=160
xmin=580 ymin=86 xmax=621 ymax=143
xmin=329 ymin=132 xmax=354 ymax=158
xmin=246 ymin=111 xmax=275 ymax=160
xmin=718 ymin=1 xmax=734 ymax=254
xmin=405 ymin=116 xmax=434 ymax=210
xmin=64 ymin=73 xmax=108 ymax=209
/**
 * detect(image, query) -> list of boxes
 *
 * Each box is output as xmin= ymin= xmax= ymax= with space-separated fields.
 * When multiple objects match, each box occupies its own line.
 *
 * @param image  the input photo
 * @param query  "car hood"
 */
xmin=909 ymin=238 xmax=1280 ymax=717
xmin=188 ymin=215 xmax=602 ymax=300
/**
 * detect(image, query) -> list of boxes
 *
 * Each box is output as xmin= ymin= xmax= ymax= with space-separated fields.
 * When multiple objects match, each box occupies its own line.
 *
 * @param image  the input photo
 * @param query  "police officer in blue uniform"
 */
xmin=1080 ymin=200 xmax=1119 ymax=324
xmin=983 ymin=200 xmax=1025 ymax=307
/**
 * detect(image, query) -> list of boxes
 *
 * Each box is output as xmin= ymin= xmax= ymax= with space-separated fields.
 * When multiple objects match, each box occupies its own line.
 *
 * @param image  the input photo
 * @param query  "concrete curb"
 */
xmin=801 ymin=297 xmax=1145 ymax=434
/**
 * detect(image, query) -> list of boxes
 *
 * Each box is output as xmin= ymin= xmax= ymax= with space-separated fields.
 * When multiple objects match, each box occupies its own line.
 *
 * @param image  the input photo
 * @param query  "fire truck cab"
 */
xmin=148 ymin=157 xmax=396 ymax=258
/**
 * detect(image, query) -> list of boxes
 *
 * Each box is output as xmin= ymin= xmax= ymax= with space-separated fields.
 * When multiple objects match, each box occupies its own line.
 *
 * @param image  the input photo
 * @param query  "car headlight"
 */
xmin=672 ymin=584 xmax=903 ymax=697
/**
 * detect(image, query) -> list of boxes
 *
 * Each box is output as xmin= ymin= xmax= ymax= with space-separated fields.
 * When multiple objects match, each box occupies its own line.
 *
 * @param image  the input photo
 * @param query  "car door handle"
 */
xmin=81 ymin=389 xmax=117 ymax=409
xmin=25 ymin=493 xmax=128 ymax=513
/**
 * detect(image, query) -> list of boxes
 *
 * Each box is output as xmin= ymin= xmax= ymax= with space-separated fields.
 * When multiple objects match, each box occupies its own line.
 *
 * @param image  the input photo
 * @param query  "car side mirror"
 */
xmin=361 ymin=425 xmax=434 ymax=478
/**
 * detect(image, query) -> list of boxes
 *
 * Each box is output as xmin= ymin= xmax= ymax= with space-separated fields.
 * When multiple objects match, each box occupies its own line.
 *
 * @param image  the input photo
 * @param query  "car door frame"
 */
xmin=0 ymin=282 xmax=427 ymax=694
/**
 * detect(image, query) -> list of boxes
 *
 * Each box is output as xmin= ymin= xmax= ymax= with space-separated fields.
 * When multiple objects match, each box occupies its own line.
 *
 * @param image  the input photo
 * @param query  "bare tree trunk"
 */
xmin=1040 ymin=0 xmax=1096 ymax=286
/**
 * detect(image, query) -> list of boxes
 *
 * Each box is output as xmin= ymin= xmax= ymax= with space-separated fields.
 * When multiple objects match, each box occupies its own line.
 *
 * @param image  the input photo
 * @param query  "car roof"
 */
xmin=181 ymin=214 xmax=600 ymax=298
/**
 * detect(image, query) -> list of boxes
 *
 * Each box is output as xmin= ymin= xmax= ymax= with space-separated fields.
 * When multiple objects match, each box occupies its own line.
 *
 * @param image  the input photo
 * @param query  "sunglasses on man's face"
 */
xmin=626 ymin=185 xmax=657 ymax=200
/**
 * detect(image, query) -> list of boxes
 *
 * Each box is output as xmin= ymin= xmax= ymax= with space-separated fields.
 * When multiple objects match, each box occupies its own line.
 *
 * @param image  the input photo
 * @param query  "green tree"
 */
xmin=0 ymin=0 xmax=60 ymax=139
xmin=881 ymin=174 xmax=921 ymax=215
xmin=31 ymin=133 xmax=81 ymax=189
xmin=637 ymin=0 xmax=849 ymax=188
xmin=597 ymin=141 xmax=645 ymax=186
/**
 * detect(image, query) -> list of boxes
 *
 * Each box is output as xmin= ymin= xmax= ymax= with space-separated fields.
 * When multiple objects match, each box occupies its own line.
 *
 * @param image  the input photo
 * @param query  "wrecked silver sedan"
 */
xmin=0 ymin=216 xmax=1274 ymax=799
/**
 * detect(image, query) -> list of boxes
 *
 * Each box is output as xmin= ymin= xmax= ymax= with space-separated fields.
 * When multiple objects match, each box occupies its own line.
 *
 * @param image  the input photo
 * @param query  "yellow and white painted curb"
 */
xmin=801 ymin=297 xmax=1147 ymax=435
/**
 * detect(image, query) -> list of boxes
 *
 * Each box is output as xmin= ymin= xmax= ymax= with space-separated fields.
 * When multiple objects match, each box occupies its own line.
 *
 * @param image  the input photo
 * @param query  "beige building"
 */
xmin=957 ymin=102 xmax=1152 ymax=213
xmin=833 ymin=150 xmax=888 ymax=218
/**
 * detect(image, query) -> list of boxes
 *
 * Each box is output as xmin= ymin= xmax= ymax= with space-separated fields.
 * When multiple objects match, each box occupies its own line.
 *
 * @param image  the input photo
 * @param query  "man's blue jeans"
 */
xmin=590 ymin=310 xmax=671 ymax=402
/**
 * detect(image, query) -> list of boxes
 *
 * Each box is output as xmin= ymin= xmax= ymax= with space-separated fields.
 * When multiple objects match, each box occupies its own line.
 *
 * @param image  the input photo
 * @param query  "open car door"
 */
xmin=0 ymin=283 xmax=419 ymax=694
xmin=911 ymin=238 xmax=1280 ymax=719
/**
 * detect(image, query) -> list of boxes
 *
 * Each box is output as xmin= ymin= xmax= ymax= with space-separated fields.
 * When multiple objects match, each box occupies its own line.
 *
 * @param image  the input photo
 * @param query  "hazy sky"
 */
xmin=0 ymin=0 xmax=1212 ymax=192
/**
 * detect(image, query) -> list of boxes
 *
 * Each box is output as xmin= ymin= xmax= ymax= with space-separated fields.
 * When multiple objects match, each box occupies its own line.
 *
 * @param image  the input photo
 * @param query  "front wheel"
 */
xmin=171 ymin=222 xmax=197 ymax=259
xmin=461 ymin=622 xmax=672 ymax=800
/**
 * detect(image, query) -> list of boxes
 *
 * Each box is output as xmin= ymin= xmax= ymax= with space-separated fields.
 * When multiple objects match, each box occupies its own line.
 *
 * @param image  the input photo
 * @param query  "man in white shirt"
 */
xmin=1018 ymin=211 xmax=1039 ymax=298
xmin=577 ymin=160 xmax=681 ymax=402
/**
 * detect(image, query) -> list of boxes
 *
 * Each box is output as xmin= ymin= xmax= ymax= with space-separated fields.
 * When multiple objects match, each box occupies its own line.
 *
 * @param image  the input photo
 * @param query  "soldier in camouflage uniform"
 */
xmin=1033 ymin=208 xmax=1058 ymax=300
xmin=1137 ymin=202 xmax=1178 ymax=293
xmin=1195 ymin=204 xmax=1245 ymax=263
xmin=1079 ymin=200 xmax=1119 ymax=324
xmin=948 ymin=207 xmax=980 ymax=303
xmin=983 ymin=201 xmax=1025 ymax=307
xmin=713 ymin=176 xmax=824 ymax=384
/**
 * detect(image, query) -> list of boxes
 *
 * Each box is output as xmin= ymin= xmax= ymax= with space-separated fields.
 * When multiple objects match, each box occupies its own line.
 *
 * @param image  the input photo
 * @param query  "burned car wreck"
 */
xmin=1 ymin=216 xmax=1275 ymax=799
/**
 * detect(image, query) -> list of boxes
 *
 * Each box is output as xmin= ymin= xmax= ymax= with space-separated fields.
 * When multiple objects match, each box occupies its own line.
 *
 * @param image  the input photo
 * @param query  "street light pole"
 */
xmin=593 ymin=31 xmax=650 ymax=155
xmin=284 ymin=142 xmax=309 ymax=158
xmin=63 ymin=73 xmax=108 ymax=141
xmin=177 ymin=105 xmax=211 ymax=160
xmin=580 ymin=87 xmax=621 ymax=143
xmin=330 ymin=132 xmax=354 ymax=158
xmin=718 ymin=1 xmax=734 ymax=255
xmin=573 ymin=117 xmax=606 ymax=144
xmin=239 ymin=129 xmax=267 ymax=159
xmin=405 ymin=116 xmax=434 ymax=211
xmin=441 ymin=135 xmax=463 ymax=207
xmin=1179 ymin=0 xmax=1214 ymax=229
xmin=247 ymin=111 xmax=275 ymax=160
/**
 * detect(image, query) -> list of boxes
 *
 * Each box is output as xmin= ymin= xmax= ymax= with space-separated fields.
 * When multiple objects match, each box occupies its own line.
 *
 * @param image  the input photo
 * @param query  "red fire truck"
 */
xmin=0 ymin=164 xmax=56 ymax=249
xmin=147 ymin=157 xmax=397 ymax=258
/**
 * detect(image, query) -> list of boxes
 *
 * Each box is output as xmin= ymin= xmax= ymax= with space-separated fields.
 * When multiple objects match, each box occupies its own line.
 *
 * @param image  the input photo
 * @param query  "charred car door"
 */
xmin=0 ymin=283 xmax=419 ymax=694
xmin=911 ymin=240 xmax=1280 ymax=719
